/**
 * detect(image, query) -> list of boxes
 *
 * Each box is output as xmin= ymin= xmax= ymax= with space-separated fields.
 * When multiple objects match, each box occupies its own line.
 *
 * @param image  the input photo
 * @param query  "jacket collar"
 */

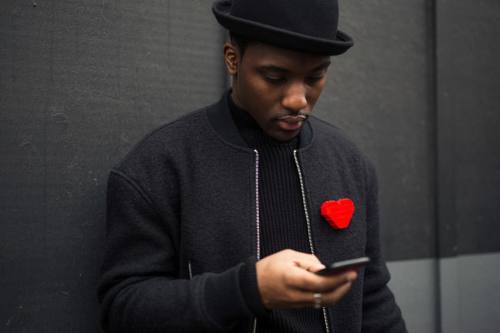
xmin=206 ymin=90 xmax=313 ymax=150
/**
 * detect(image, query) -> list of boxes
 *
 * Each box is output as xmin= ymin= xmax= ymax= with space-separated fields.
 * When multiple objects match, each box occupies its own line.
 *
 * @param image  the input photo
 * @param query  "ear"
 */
xmin=223 ymin=42 xmax=239 ymax=75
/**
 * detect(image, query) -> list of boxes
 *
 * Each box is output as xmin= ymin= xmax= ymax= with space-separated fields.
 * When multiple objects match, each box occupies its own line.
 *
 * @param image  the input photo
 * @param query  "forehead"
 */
xmin=241 ymin=42 xmax=331 ymax=72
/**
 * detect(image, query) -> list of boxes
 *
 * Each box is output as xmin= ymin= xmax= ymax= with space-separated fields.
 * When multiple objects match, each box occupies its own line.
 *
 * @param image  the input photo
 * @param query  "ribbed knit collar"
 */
xmin=227 ymin=93 xmax=299 ymax=150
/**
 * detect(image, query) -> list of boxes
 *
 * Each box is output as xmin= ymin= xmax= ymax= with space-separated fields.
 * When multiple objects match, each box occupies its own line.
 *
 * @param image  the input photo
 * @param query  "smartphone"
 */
xmin=316 ymin=257 xmax=370 ymax=276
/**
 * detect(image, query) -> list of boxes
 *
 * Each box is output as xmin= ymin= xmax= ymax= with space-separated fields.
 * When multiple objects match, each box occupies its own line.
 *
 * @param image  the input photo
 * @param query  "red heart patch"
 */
xmin=321 ymin=198 xmax=355 ymax=230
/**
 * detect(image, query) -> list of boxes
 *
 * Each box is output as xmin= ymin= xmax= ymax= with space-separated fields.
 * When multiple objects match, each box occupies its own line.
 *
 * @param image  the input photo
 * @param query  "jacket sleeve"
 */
xmin=98 ymin=170 xmax=255 ymax=332
xmin=362 ymin=162 xmax=408 ymax=333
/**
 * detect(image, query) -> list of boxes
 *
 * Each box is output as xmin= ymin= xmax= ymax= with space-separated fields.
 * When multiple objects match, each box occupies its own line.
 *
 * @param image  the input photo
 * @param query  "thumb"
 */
xmin=293 ymin=254 xmax=326 ymax=273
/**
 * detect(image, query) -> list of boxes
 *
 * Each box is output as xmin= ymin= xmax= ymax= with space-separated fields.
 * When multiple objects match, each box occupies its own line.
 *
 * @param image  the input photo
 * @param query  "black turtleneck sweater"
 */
xmin=228 ymin=95 xmax=326 ymax=332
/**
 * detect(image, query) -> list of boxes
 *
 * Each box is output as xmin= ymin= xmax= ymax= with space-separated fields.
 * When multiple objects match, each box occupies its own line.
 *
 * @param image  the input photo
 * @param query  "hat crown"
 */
xmin=212 ymin=0 xmax=352 ymax=55
xmin=230 ymin=0 xmax=339 ymax=40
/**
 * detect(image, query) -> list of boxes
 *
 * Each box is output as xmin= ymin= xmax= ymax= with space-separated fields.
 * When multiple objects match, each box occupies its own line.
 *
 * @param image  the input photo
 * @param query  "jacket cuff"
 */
xmin=203 ymin=262 xmax=254 ymax=329
xmin=239 ymin=257 xmax=269 ymax=317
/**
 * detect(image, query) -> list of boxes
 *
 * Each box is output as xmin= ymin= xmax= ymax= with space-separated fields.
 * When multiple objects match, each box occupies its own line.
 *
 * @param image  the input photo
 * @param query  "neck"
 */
xmin=227 ymin=92 xmax=299 ymax=148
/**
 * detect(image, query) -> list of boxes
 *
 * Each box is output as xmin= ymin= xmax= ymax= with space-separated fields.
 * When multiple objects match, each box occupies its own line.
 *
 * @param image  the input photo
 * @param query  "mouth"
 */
xmin=275 ymin=114 xmax=308 ymax=131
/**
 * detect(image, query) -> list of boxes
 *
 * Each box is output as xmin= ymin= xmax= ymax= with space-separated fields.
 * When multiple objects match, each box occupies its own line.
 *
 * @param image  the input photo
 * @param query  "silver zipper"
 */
xmin=293 ymin=150 xmax=331 ymax=333
xmin=254 ymin=150 xmax=261 ymax=262
xmin=188 ymin=261 xmax=193 ymax=279
xmin=292 ymin=150 xmax=315 ymax=256
xmin=253 ymin=149 xmax=260 ymax=333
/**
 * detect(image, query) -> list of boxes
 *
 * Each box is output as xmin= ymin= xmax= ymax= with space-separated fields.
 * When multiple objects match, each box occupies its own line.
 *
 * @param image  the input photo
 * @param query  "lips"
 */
xmin=276 ymin=115 xmax=307 ymax=131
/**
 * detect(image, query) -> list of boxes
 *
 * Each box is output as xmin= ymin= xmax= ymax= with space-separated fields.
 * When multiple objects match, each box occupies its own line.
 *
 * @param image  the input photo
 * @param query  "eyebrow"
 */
xmin=258 ymin=60 xmax=331 ymax=74
xmin=311 ymin=60 xmax=332 ymax=72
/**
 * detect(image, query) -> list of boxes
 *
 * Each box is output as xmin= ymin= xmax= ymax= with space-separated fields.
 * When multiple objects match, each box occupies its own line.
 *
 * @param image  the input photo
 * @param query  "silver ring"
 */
xmin=313 ymin=292 xmax=322 ymax=309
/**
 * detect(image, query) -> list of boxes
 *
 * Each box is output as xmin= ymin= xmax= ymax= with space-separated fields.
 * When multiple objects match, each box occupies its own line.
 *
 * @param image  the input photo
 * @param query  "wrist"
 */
xmin=239 ymin=257 xmax=270 ymax=316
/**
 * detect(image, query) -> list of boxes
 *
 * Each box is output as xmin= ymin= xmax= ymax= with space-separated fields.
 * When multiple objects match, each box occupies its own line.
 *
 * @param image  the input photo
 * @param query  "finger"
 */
xmin=314 ymin=270 xmax=357 ymax=293
xmin=290 ymin=253 xmax=325 ymax=272
xmin=272 ymin=288 xmax=331 ymax=309
xmin=306 ymin=264 xmax=327 ymax=273
xmin=276 ymin=281 xmax=353 ymax=309
xmin=319 ymin=281 xmax=353 ymax=306
xmin=285 ymin=267 xmax=356 ymax=293
xmin=295 ymin=259 xmax=326 ymax=273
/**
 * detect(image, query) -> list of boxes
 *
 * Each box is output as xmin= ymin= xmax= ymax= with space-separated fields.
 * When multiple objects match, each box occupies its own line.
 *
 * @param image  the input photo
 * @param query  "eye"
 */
xmin=305 ymin=75 xmax=324 ymax=85
xmin=264 ymin=75 xmax=286 ymax=84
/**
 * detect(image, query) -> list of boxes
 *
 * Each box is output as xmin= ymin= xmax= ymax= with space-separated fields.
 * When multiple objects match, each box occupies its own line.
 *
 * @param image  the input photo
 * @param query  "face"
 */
xmin=224 ymin=41 xmax=331 ymax=142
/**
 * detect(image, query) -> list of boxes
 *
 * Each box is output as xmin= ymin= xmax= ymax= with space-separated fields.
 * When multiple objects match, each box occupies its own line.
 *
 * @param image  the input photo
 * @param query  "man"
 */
xmin=98 ymin=0 xmax=407 ymax=332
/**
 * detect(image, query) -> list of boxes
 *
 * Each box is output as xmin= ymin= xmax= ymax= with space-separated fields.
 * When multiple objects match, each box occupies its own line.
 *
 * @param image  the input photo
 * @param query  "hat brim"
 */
xmin=212 ymin=0 xmax=353 ymax=56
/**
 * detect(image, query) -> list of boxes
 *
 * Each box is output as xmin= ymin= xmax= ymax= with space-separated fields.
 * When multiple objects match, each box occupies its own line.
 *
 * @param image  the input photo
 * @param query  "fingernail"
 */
xmin=347 ymin=271 xmax=357 ymax=281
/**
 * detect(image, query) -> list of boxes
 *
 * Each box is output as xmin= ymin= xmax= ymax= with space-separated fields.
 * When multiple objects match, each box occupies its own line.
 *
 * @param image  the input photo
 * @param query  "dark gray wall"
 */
xmin=1 ymin=0 xmax=499 ymax=332
xmin=436 ymin=0 xmax=500 ymax=257
xmin=1 ymin=0 xmax=224 ymax=331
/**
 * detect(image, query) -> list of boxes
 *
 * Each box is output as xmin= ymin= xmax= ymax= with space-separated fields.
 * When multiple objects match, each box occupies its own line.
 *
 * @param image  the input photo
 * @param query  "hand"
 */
xmin=255 ymin=249 xmax=357 ymax=309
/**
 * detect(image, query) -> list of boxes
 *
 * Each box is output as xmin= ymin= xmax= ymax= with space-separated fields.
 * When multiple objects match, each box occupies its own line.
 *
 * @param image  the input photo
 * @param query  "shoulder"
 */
xmin=309 ymin=116 xmax=370 ymax=164
xmin=134 ymin=107 xmax=211 ymax=149
xmin=112 ymin=102 xmax=220 ymax=177
xmin=307 ymin=116 xmax=378 ymax=190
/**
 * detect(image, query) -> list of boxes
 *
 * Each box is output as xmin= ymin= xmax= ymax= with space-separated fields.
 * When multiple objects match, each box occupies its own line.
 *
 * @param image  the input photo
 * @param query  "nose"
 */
xmin=281 ymin=83 xmax=307 ymax=113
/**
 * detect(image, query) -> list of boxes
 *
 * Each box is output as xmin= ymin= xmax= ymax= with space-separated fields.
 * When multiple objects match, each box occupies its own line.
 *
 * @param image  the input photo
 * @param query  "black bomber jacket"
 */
xmin=98 ymin=92 xmax=407 ymax=333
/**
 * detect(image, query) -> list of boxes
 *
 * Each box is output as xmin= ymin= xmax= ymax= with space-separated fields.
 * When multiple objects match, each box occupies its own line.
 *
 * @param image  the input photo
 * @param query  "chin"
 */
xmin=271 ymin=130 xmax=300 ymax=142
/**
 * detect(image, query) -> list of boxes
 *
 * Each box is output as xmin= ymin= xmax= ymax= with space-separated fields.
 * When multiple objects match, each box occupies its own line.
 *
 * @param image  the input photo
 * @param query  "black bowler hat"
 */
xmin=212 ymin=0 xmax=353 ymax=55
